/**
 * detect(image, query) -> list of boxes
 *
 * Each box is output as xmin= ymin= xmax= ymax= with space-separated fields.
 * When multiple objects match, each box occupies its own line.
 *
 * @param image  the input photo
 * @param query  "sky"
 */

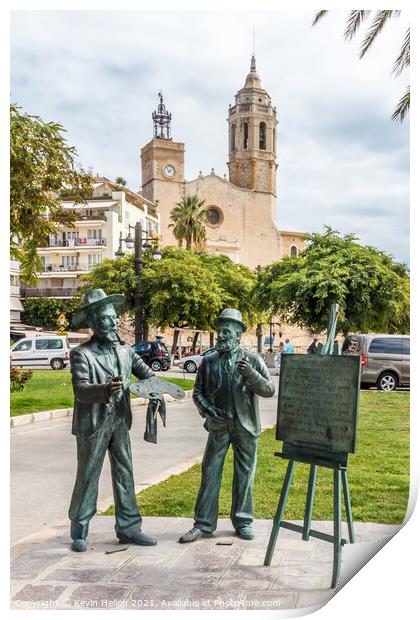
xmin=10 ymin=9 xmax=410 ymax=263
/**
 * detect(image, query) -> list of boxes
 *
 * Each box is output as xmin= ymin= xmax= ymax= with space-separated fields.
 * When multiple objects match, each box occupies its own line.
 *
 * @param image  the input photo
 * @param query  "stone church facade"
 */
xmin=140 ymin=56 xmax=305 ymax=268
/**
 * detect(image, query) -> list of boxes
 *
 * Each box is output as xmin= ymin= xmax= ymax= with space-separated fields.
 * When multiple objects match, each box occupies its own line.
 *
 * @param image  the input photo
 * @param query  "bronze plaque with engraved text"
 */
xmin=276 ymin=355 xmax=361 ymax=454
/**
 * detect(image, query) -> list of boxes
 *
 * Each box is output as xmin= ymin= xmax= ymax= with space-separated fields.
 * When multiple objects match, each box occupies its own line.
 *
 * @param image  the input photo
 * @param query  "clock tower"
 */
xmin=141 ymin=93 xmax=185 ymax=243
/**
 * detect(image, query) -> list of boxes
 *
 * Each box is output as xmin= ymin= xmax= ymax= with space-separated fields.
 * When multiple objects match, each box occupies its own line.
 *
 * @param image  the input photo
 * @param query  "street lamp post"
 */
xmin=115 ymin=221 xmax=161 ymax=344
xmin=133 ymin=222 xmax=144 ymax=344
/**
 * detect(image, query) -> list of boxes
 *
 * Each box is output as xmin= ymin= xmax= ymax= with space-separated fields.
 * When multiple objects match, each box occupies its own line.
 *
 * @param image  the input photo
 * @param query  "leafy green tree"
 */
xmin=198 ymin=253 xmax=261 ymax=328
xmin=22 ymin=297 xmax=83 ymax=330
xmin=115 ymin=177 xmax=127 ymax=187
xmin=313 ymin=10 xmax=410 ymax=122
xmin=79 ymin=247 xmax=260 ymax=349
xmin=169 ymin=194 xmax=208 ymax=249
xmin=10 ymin=105 xmax=93 ymax=283
xmin=79 ymin=248 xmax=223 ymax=348
xmin=253 ymin=228 xmax=410 ymax=336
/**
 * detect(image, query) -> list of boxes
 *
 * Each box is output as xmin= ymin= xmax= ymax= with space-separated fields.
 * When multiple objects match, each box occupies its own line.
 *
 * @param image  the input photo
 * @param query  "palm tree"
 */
xmin=115 ymin=176 xmax=127 ymax=187
xmin=313 ymin=10 xmax=410 ymax=122
xmin=169 ymin=195 xmax=208 ymax=250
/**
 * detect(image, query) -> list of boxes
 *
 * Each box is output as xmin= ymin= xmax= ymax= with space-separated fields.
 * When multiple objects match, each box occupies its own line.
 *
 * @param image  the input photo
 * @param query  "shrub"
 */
xmin=10 ymin=367 xmax=33 ymax=393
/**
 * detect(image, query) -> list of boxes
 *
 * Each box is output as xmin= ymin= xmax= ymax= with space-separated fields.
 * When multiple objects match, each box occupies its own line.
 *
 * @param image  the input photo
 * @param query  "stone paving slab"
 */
xmin=11 ymin=516 xmax=400 ymax=611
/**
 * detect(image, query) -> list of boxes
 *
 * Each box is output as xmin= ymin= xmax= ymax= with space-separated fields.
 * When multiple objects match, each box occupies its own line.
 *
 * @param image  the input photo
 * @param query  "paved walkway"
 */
xmin=10 ymin=382 xmax=278 ymax=544
xmin=10 ymin=517 xmax=399 ymax=611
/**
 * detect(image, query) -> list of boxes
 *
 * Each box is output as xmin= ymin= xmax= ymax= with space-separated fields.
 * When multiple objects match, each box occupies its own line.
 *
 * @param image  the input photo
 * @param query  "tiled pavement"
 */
xmin=11 ymin=517 xmax=399 ymax=611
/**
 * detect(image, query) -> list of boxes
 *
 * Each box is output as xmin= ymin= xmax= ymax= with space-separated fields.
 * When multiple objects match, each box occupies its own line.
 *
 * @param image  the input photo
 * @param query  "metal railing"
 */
xmin=42 ymin=263 xmax=92 ymax=273
xmin=47 ymin=238 xmax=106 ymax=248
xmin=20 ymin=287 xmax=78 ymax=298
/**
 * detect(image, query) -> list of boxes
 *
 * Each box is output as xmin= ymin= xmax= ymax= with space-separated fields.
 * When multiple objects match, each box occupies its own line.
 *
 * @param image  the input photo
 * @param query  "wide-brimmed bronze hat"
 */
xmin=72 ymin=288 xmax=126 ymax=330
xmin=213 ymin=308 xmax=247 ymax=332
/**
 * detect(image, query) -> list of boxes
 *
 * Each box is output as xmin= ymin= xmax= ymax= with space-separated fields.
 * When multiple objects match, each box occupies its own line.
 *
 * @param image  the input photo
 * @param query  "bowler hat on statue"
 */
xmin=213 ymin=308 xmax=247 ymax=332
xmin=72 ymin=288 xmax=126 ymax=330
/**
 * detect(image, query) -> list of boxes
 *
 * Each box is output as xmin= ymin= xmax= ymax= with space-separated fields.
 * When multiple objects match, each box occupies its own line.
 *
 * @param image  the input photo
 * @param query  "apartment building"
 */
xmin=10 ymin=258 xmax=23 ymax=322
xmin=21 ymin=178 xmax=160 ymax=298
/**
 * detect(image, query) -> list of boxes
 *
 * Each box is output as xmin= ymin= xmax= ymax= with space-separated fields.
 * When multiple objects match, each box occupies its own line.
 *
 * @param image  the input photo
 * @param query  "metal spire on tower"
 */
xmin=152 ymin=92 xmax=172 ymax=140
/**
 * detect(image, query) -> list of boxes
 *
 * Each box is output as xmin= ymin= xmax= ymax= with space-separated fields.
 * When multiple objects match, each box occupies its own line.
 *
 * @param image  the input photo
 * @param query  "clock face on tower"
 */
xmin=163 ymin=164 xmax=176 ymax=178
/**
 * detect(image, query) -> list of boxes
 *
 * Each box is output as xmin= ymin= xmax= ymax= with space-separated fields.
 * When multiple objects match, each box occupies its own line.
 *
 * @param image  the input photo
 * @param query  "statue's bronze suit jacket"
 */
xmin=193 ymin=348 xmax=275 ymax=437
xmin=70 ymin=338 xmax=153 ymax=437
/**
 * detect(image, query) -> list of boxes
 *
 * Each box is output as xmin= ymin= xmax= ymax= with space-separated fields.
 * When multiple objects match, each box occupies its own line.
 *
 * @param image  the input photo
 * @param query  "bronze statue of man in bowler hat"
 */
xmin=68 ymin=288 xmax=157 ymax=552
xmin=179 ymin=308 xmax=275 ymax=543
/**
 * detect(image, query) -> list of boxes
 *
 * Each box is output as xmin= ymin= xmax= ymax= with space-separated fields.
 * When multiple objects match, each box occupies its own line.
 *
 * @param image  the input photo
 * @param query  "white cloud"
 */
xmin=10 ymin=9 xmax=410 ymax=262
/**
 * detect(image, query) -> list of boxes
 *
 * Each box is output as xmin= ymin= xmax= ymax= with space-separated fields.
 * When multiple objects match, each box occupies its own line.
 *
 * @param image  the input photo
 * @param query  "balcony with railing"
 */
xmin=72 ymin=209 xmax=107 ymax=222
xmin=21 ymin=287 xmax=79 ymax=298
xmin=46 ymin=237 xmax=106 ymax=248
xmin=41 ymin=263 xmax=93 ymax=274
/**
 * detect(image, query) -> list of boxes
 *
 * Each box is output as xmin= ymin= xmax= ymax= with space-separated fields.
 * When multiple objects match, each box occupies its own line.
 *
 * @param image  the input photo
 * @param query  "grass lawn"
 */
xmin=10 ymin=370 xmax=195 ymax=416
xmin=104 ymin=391 xmax=409 ymax=525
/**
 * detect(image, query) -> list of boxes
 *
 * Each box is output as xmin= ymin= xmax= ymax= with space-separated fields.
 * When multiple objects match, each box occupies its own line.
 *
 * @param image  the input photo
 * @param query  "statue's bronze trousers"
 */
xmin=194 ymin=417 xmax=258 ymax=533
xmin=68 ymin=412 xmax=141 ymax=540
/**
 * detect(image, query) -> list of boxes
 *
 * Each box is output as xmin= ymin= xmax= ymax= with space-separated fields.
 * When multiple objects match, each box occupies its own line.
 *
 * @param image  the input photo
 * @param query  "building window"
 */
xmin=259 ymin=122 xmax=266 ymax=150
xmin=88 ymin=254 xmax=103 ymax=267
xmin=206 ymin=206 xmax=224 ymax=228
xmin=290 ymin=245 xmax=297 ymax=257
xmin=273 ymin=129 xmax=276 ymax=153
xmin=243 ymin=122 xmax=248 ymax=149
xmin=231 ymin=124 xmax=236 ymax=152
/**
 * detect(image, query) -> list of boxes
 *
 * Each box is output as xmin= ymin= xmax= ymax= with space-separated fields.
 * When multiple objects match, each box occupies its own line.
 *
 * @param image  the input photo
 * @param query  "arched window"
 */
xmin=259 ymin=122 xmax=266 ymax=150
xmin=290 ymin=245 xmax=297 ymax=257
xmin=231 ymin=124 xmax=236 ymax=152
xmin=243 ymin=122 xmax=248 ymax=149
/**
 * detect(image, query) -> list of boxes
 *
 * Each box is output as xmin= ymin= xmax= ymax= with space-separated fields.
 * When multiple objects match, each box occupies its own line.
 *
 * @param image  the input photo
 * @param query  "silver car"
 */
xmin=342 ymin=334 xmax=410 ymax=391
xmin=176 ymin=347 xmax=217 ymax=373
xmin=10 ymin=334 xmax=71 ymax=370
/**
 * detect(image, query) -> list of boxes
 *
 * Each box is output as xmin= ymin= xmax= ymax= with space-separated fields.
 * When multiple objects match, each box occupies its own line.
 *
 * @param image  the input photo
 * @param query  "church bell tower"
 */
xmin=227 ymin=56 xmax=278 ymax=195
xmin=141 ymin=93 xmax=184 ymax=203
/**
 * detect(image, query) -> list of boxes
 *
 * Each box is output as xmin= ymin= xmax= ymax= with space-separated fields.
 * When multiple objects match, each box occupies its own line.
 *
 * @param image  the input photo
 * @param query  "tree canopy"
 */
xmin=253 ymin=228 xmax=410 ymax=336
xmin=10 ymin=105 xmax=92 ymax=283
xmin=79 ymin=246 xmax=259 ymax=333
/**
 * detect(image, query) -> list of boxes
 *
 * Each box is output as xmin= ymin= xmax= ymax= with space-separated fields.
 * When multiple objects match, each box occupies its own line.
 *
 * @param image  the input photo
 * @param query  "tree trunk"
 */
xmin=171 ymin=329 xmax=180 ymax=355
xmin=192 ymin=331 xmax=200 ymax=353
xmin=209 ymin=331 xmax=215 ymax=347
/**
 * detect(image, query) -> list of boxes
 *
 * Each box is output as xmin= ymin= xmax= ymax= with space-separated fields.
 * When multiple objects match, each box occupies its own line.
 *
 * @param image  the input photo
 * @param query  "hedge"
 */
xmin=22 ymin=297 xmax=83 ymax=331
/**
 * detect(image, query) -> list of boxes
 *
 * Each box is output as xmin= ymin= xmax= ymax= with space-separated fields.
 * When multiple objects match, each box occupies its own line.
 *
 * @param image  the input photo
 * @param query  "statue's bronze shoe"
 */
xmin=117 ymin=531 xmax=157 ymax=546
xmin=71 ymin=539 xmax=87 ymax=552
xmin=235 ymin=526 xmax=254 ymax=540
xmin=179 ymin=527 xmax=212 ymax=543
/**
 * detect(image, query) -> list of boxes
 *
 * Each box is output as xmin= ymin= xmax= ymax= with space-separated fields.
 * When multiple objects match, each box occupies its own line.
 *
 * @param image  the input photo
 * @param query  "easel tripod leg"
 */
xmin=264 ymin=460 xmax=295 ymax=566
xmin=341 ymin=469 xmax=355 ymax=543
xmin=303 ymin=464 xmax=317 ymax=540
xmin=331 ymin=468 xmax=342 ymax=589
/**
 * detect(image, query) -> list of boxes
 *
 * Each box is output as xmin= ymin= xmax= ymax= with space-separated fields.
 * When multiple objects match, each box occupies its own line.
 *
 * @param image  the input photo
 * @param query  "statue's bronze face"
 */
xmin=88 ymin=303 xmax=119 ymax=342
xmin=215 ymin=320 xmax=242 ymax=353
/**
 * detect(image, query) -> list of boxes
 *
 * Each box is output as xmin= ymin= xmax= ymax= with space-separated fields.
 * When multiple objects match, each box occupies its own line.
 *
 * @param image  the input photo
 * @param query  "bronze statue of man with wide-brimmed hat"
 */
xmin=179 ymin=308 xmax=275 ymax=543
xmin=68 ymin=288 xmax=156 ymax=552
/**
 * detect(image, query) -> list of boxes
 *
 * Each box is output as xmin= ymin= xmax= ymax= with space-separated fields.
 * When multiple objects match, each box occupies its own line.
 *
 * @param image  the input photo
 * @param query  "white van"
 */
xmin=10 ymin=334 xmax=71 ymax=370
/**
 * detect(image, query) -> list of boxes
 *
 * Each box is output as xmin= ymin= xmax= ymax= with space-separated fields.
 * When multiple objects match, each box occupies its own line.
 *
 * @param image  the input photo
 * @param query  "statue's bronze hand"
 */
xmin=237 ymin=357 xmax=252 ymax=378
xmin=206 ymin=405 xmax=225 ymax=422
xmin=108 ymin=378 xmax=123 ymax=395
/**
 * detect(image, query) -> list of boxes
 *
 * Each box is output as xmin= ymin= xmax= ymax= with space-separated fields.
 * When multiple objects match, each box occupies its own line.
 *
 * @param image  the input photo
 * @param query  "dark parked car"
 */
xmin=132 ymin=341 xmax=171 ymax=372
xmin=342 ymin=334 xmax=410 ymax=391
